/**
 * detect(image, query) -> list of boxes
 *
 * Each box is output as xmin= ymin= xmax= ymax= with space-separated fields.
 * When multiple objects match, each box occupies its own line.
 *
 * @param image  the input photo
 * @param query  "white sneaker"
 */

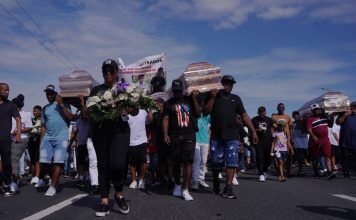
xmin=10 ymin=182 xmax=18 ymax=192
xmin=138 ymin=180 xmax=145 ymax=189
xmin=259 ymin=175 xmax=266 ymax=182
xmin=218 ymin=173 xmax=223 ymax=179
xmin=35 ymin=179 xmax=47 ymax=188
xmin=31 ymin=176 xmax=39 ymax=185
xmin=129 ymin=181 xmax=137 ymax=189
xmin=45 ymin=186 xmax=56 ymax=196
xmin=191 ymin=181 xmax=199 ymax=190
xmin=199 ymin=180 xmax=209 ymax=188
xmin=173 ymin=184 xmax=182 ymax=197
xmin=240 ymin=169 xmax=246 ymax=173
xmin=232 ymin=176 xmax=239 ymax=186
xmin=182 ymin=189 xmax=193 ymax=201
xmin=263 ymin=172 xmax=268 ymax=180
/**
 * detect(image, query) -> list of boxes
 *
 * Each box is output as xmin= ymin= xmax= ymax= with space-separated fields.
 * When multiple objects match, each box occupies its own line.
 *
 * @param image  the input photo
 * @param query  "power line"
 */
xmin=14 ymin=0 xmax=79 ymax=70
xmin=0 ymin=2 xmax=73 ymax=71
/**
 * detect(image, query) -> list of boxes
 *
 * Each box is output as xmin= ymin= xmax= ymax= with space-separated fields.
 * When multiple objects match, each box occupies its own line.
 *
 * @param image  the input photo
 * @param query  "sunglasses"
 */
xmin=102 ymin=66 xmax=116 ymax=75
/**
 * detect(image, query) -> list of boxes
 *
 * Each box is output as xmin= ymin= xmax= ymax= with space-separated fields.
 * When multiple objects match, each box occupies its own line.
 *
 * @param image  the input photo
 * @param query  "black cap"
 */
xmin=44 ymin=84 xmax=58 ymax=93
xmin=221 ymin=75 xmax=236 ymax=84
xmin=102 ymin=59 xmax=118 ymax=71
xmin=172 ymin=79 xmax=184 ymax=91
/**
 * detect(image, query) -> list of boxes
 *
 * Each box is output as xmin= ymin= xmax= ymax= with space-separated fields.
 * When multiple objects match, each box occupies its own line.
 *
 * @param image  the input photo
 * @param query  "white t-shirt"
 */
xmin=12 ymin=110 xmax=33 ymax=139
xmin=328 ymin=124 xmax=340 ymax=146
xmin=128 ymin=109 xmax=148 ymax=146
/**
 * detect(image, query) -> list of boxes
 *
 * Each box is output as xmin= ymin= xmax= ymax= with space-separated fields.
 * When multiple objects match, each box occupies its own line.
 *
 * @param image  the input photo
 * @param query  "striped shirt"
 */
xmin=306 ymin=116 xmax=330 ymax=143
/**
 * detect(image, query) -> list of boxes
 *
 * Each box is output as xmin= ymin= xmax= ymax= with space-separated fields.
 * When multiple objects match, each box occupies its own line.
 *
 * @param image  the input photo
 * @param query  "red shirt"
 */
xmin=306 ymin=116 xmax=330 ymax=144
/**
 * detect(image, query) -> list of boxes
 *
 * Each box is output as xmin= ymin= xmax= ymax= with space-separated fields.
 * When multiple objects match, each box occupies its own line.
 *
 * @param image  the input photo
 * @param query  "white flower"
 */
xmin=87 ymin=102 xmax=97 ymax=108
xmin=126 ymin=85 xmax=136 ymax=94
xmin=103 ymin=91 xmax=113 ymax=100
xmin=131 ymin=92 xmax=139 ymax=98
xmin=130 ymin=95 xmax=139 ymax=103
xmin=86 ymin=96 xmax=100 ymax=107
xmin=119 ymin=93 xmax=128 ymax=101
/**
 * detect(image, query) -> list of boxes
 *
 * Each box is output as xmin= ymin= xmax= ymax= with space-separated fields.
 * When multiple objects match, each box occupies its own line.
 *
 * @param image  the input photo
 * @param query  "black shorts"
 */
xmin=295 ymin=148 xmax=307 ymax=161
xmin=77 ymin=144 xmax=88 ymax=167
xmin=331 ymin=145 xmax=339 ymax=157
xmin=157 ymin=142 xmax=171 ymax=163
xmin=170 ymin=133 xmax=196 ymax=163
xmin=128 ymin=143 xmax=148 ymax=166
xmin=28 ymin=136 xmax=40 ymax=165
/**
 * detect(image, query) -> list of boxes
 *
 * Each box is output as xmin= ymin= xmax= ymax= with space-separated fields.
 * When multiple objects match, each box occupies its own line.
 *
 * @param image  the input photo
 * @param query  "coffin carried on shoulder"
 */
xmin=298 ymin=91 xmax=350 ymax=118
xmin=182 ymin=62 xmax=223 ymax=94
xmin=59 ymin=70 xmax=99 ymax=97
xmin=58 ymin=70 xmax=99 ymax=109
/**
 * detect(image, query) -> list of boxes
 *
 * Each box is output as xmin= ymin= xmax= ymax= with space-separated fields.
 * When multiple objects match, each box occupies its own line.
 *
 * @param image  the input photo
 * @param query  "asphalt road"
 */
xmin=1 ymin=169 xmax=356 ymax=220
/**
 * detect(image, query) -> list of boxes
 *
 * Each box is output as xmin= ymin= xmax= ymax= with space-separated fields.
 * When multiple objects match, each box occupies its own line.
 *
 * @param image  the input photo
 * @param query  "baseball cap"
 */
xmin=277 ymin=119 xmax=286 ymax=127
xmin=221 ymin=75 xmax=236 ymax=84
xmin=102 ymin=59 xmax=118 ymax=71
xmin=44 ymin=84 xmax=58 ymax=93
xmin=172 ymin=79 xmax=184 ymax=91
xmin=310 ymin=103 xmax=320 ymax=110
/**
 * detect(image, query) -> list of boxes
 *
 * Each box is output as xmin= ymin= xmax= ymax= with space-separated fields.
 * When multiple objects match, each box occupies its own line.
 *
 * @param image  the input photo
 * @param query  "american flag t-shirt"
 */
xmin=175 ymin=103 xmax=190 ymax=127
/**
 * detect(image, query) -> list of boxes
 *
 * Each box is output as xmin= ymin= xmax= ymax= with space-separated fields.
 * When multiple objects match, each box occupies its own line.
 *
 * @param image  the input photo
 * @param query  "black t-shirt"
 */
xmin=0 ymin=100 xmax=20 ymax=140
xmin=89 ymin=84 xmax=112 ymax=97
xmin=209 ymin=92 xmax=246 ymax=140
xmin=163 ymin=96 xmax=198 ymax=136
xmin=252 ymin=116 xmax=273 ymax=143
xmin=150 ymin=76 xmax=166 ymax=93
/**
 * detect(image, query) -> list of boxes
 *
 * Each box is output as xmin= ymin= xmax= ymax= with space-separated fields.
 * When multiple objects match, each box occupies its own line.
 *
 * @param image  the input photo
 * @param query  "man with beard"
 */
xmin=0 ymin=83 xmax=21 ymax=197
xmin=204 ymin=75 xmax=258 ymax=199
xmin=37 ymin=85 xmax=73 ymax=196
xmin=163 ymin=79 xmax=200 ymax=201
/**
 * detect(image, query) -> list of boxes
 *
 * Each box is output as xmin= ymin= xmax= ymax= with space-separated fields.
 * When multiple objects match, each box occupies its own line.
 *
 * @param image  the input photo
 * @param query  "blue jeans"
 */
xmin=40 ymin=140 xmax=68 ymax=163
xmin=210 ymin=139 xmax=239 ymax=168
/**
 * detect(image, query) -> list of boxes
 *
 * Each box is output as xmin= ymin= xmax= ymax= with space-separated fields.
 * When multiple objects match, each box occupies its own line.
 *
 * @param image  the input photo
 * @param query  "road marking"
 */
xmin=332 ymin=194 xmax=356 ymax=202
xmin=22 ymin=193 xmax=88 ymax=220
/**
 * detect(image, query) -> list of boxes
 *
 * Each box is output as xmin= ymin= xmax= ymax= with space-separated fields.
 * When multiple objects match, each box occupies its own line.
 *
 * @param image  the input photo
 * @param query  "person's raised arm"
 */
xmin=336 ymin=110 xmax=351 ymax=125
xmin=56 ymin=95 xmax=73 ymax=121
xmin=203 ymin=90 xmax=218 ymax=115
xmin=191 ymin=90 xmax=201 ymax=117
xmin=78 ymin=95 xmax=90 ymax=119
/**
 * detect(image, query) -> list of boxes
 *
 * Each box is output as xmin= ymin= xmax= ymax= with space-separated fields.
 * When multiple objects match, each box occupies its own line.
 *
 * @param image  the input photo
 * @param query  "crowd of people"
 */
xmin=0 ymin=59 xmax=355 ymax=217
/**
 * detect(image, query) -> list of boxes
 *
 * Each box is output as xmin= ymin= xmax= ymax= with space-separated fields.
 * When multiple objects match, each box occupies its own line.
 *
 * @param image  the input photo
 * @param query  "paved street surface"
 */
xmin=1 ymin=169 xmax=356 ymax=220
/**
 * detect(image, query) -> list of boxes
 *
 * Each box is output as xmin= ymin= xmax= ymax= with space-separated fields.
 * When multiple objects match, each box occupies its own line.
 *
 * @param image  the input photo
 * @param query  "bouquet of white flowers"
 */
xmin=86 ymin=84 xmax=159 ymax=122
xmin=30 ymin=118 xmax=42 ymax=141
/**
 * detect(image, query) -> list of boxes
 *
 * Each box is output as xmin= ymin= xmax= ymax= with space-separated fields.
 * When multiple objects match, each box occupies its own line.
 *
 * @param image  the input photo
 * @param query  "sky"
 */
xmin=1 ymin=0 xmax=356 ymax=117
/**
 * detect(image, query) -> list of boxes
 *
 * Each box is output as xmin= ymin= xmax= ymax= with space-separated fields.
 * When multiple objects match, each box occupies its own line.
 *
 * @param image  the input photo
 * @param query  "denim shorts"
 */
xmin=40 ymin=139 xmax=68 ymax=163
xmin=210 ymin=139 xmax=239 ymax=168
xmin=275 ymin=151 xmax=287 ymax=161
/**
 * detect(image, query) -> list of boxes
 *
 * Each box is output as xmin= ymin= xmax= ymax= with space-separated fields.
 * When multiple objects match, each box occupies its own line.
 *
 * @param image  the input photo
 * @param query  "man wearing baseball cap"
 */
xmin=163 ymin=79 xmax=201 ymax=201
xmin=38 ymin=84 xmax=73 ymax=196
xmin=204 ymin=75 xmax=258 ymax=199
xmin=306 ymin=103 xmax=335 ymax=178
